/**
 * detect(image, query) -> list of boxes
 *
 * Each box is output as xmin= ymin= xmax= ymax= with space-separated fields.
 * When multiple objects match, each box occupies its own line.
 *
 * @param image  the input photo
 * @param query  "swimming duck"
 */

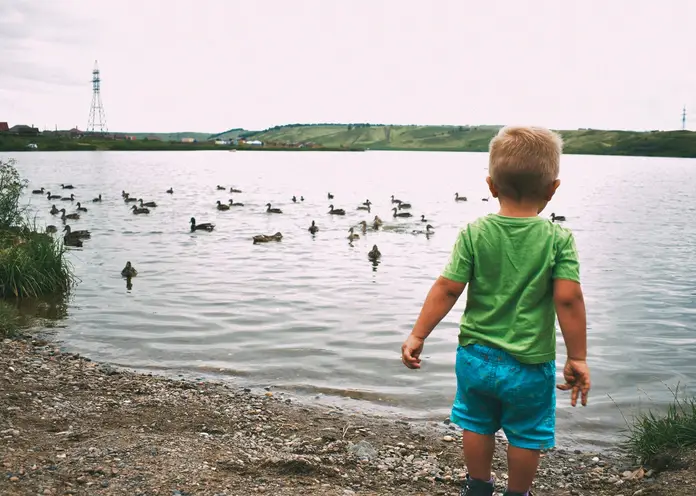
xmin=357 ymin=200 xmax=371 ymax=211
xmin=292 ymin=196 xmax=297 ymax=203
xmin=32 ymin=187 xmax=45 ymax=194
xmin=308 ymin=220 xmax=319 ymax=234
xmin=359 ymin=220 xmax=368 ymax=234
xmin=121 ymin=261 xmax=138 ymax=278
xmin=328 ymin=204 xmax=346 ymax=215
xmin=122 ymin=190 xmax=129 ymax=198
xmin=482 ymin=196 xmax=490 ymax=202
xmin=63 ymin=235 xmax=83 ymax=247
xmin=216 ymin=200 xmax=230 ymax=211
xmin=413 ymin=224 xmax=435 ymax=235
xmin=63 ymin=225 xmax=91 ymax=239
xmin=252 ymin=232 xmax=283 ymax=244
xmin=550 ymin=213 xmax=566 ymax=222
xmin=420 ymin=215 xmax=428 ymax=222
xmin=397 ymin=201 xmax=412 ymax=209
xmin=328 ymin=192 xmax=334 ymax=200
xmin=391 ymin=195 xmax=401 ymax=204
xmin=373 ymin=216 xmax=383 ymax=230
xmin=50 ymin=205 xmax=60 ymax=215
xmin=265 ymin=203 xmax=283 ymax=214
xmin=347 ymin=227 xmax=360 ymax=241
xmin=300 ymin=196 xmax=305 ymax=201
xmin=228 ymin=198 xmax=245 ymax=207
xmin=216 ymin=185 xmax=226 ymax=190
xmin=131 ymin=205 xmax=150 ymax=215
xmin=455 ymin=193 xmax=467 ymax=202
xmin=47 ymin=192 xmax=61 ymax=200
xmin=230 ymin=187 xmax=242 ymax=193
xmin=166 ymin=188 xmax=174 ymax=194
xmin=368 ymin=245 xmax=381 ymax=261
xmin=124 ymin=194 xmax=137 ymax=203
xmin=61 ymin=193 xmax=75 ymax=201
xmin=61 ymin=184 xmax=75 ymax=189
xmin=76 ymin=202 xmax=87 ymax=212
xmin=92 ymin=194 xmax=102 ymax=202
xmin=46 ymin=225 xmax=57 ymax=234
xmin=392 ymin=207 xmax=412 ymax=218
xmin=60 ymin=209 xmax=80 ymax=221
xmin=139 ymin=199 xmax=157 ymax=208
xmin=190 ymin=217 xmax=215 ymax=232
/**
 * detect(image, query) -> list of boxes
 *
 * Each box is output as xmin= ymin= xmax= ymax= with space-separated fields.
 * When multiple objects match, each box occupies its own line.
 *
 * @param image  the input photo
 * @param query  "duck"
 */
xmin=92 ymin=194 xmax=102 ymax=202
xmin=373 ymin=216 xmax=384 ymax=230
xmin=265 ymin=203 xmax=283 ymax=214
xmin=61 ymin=193 xmax=75 ymax=202
xmin=228 ymin=198 xmax=245 ymax=207
xmin=47 ymin=192 xmax=61 ymax=200
xmin=230 ymin=187 xmax=242 ymax=193
xmin=392 ymin=207 xmax=412 ymax=218
xmin=46 ymin=225 xmax=57 ymax=234
xmin=61 ymin=184 xmax=75 ymax=189
xmin=292 ymin=196 xmax=297 ymax=203
xmin=368 ymin=245 xmax=381 ymax=261
xmin=216 ymin=200 xmax=230 ymax=211
xmin=121 ymin=261 xmax=138 ymax=278
xmin=420 ymin=215 xmax=428 ymax=222
xmin=190 ymin=217 xmax=215 ymax=232
xmin=32 ymin=187 xmax=45 ymax=194
xmin=347 ymin=227 xmax=360 ymax=241
xmin=397 ymin=201 xmax=412 ymax=209
xmin=357 ymin=200 xmax=371 ymax=211
xmin=328 ymin=204 xmax=346 ymax=215
xmin=216 ymin=185 xmax=226 ymax=190
xmin=63 ymin=235 xmax=83 ymax=247
xmin=124 ymin=194 xmax=137 ymax=203
xmin=328 ymin=192 xmax=334 ymax=200
xmin=50 ymin=205 xmax=60 ymax=215
xmin=166 ymin=188 xmax=174 ymax=194
xmin=131 ymin=205 xmax=150 ymax=215
xmin=391 ymin=195 xmax=401 ymax=204
xmin=252 ymin=232 xmax=283 ymax=244
xmin=76 ymin=202 xmax=88 ymax=212
xmin=63 ymin=225 xmax=91 ymax=239
xmin=308 ymin=220 xmax=319 ymax=234
xmin=482 ymin=196 xmax=490 ymax=202
xmin=413 ymin=224 xmax=435 ymax=235
xmin=359 ymin=220 xmax=368 ymax=234
xmin=139 ymin=199 xmax=157 ymax=208
xmin=121 ymin=190 xmax=129 ymax=198
xmin=300 ymin=196 xmax=305 ymax=202
xmin=455 ymin=193 xmax=467 ymax=202
xmin=60 ymin=209 xmax=79 ymax=221
xmin=550 ymin=213 xmax=566 ymax=222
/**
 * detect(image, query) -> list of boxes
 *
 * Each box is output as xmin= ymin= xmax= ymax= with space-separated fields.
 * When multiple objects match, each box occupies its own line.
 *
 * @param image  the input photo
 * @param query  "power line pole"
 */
xmin=682 ymin=105 xmax=687 ymax=131
xmin=87 ymin=60 xmax=108 ymax=134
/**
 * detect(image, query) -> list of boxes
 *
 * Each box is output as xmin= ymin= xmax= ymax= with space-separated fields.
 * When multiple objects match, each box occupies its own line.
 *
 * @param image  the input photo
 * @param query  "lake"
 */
xmin=8 ymin=150 xmax=696 ymax=449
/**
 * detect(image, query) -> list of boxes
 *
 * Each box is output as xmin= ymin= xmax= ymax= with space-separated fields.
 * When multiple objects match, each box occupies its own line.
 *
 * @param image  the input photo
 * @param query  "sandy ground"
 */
xmin=1 ymin=335 xmax=693 ymax=496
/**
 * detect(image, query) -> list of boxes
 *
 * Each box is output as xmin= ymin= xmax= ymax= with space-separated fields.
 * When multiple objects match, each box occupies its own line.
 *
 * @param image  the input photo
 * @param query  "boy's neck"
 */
xmin=497 ymin=198 xmax=544 ymax=218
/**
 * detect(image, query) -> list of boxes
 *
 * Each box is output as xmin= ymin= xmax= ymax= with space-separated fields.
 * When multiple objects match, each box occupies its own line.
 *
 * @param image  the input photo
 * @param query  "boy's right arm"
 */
xmin=401 ymin=276 xmax=466 ymax=369
xmin=554 ymin=278 xmax=590 ymax=406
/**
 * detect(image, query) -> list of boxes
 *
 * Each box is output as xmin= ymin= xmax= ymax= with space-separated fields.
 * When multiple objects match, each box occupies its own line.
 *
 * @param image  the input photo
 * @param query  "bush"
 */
xmin=0 ymin=300 xmax=20 ymax=338
xmin=0 ymin=158 xmax=76 ymax=298
xmin=627 ymin=388 xmax=696 ymax=465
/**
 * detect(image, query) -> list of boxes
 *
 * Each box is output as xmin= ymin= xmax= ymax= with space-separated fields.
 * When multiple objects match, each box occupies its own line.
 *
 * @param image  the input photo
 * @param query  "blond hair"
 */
xmin=488 ymin=126 xmax=563 ymax=201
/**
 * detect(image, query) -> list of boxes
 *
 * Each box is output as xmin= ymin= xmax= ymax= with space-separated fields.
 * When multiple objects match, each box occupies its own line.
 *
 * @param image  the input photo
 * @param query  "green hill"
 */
xmin=123 ymin=132 xmax=213 ymax=141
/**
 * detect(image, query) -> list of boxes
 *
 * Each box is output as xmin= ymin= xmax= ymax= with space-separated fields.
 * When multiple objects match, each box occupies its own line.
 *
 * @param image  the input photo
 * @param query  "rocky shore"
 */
xmin=1 ymin=335 xmax=693 ymax=496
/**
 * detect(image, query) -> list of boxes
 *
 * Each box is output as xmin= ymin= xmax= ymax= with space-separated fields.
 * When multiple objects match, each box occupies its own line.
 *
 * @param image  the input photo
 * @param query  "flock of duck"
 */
xmin=31 ymin=183 xmax=567 ymax=279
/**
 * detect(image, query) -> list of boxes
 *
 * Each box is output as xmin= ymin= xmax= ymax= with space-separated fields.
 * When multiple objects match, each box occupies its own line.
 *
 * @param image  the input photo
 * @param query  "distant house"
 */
xmin=246 ymin=140 xmax=263 ymax=146
xmin=181 ymin=137 xmax=196 ymax=143
xmin=8 ymin=124 xmax=40 ymax=136
xmin=0 ymin=122 xmax=9 ymax=132
xmin=214 ymin=139 xmax=229 ymax=145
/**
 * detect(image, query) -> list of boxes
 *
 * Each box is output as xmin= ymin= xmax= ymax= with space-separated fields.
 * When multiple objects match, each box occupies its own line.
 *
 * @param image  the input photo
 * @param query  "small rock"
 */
xmin=9 ymin=476 xmax=19 ymax=482
xmin=442 ymin=436 xmax=455 ymax=442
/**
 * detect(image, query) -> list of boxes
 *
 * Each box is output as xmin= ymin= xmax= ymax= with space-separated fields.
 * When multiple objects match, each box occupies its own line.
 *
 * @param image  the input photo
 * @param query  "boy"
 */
xmin=401 ymin=126 xmax=590 ymax=496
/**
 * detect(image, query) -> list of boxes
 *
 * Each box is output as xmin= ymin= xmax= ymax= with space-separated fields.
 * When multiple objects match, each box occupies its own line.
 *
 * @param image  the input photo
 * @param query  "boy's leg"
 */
xmin=462 ymin=431 xmax=496 ymax=482
xmin=506 ymin=445 xmax=540 ymax=493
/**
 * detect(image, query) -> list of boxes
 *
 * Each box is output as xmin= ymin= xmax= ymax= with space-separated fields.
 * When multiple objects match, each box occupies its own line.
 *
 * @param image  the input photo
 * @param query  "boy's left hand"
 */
xmin=401 ymin=335 xmax=424 ymax=369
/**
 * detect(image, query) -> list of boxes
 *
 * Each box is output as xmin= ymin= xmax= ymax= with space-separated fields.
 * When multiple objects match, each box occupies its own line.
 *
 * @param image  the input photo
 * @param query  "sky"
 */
xmin=1 ymin=0 xmax=695 ymax=133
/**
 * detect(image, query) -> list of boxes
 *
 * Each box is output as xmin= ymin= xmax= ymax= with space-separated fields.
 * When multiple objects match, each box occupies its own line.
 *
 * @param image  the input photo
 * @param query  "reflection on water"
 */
xmin=10 ymin=150 xmax=696 ymax=449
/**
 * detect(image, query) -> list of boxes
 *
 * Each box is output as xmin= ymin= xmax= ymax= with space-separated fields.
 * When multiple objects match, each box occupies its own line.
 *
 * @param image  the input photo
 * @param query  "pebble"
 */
xmin=442 ymin=436 xmax=455 ymax=442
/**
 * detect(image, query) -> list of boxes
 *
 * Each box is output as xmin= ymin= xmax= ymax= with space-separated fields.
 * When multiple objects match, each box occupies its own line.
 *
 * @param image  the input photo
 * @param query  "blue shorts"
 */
xmin=451 ymin=344 xmax=556 ymax=450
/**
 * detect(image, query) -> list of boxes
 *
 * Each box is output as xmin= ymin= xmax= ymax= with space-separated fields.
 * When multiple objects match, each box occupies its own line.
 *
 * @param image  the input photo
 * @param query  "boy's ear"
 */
xmin=486 ymin=176 xmax=498 ymax=198
xmin=547 ymin=179 xmax=561 ymax=200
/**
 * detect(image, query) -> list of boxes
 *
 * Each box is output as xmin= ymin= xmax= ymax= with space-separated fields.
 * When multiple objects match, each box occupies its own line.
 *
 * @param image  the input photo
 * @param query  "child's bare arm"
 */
xmin=401 ymin=276 xmax=466 ymax=369
xmin=554 ymin=279 xmax=590 ymax=406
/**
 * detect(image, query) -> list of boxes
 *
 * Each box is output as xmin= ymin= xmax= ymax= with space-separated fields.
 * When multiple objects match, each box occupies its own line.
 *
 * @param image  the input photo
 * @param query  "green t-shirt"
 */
xmin=442 ymin=214 xmax=580 ymax=364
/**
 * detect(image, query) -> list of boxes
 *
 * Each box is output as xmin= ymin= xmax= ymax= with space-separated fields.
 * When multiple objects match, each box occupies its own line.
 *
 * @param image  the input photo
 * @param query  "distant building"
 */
xmin=0 ymin=122 xmax=9 ymax=132
xmin=27 ymin=143 xmax=38 ymax=149
xmin=246 ymin=140 xmax=263 ymax=146
xmin=214 ymin=139 xmax=229 ymax=145
xmin=8 ymin=124 xmax=40 ymax=136
xmin=181 ymin=137 xmax=196 ymax=143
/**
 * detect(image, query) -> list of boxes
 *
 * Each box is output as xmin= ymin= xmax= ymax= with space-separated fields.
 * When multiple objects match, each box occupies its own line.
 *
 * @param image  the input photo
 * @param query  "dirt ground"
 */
xmin=1 ymin=335 xmax=693 ymax=496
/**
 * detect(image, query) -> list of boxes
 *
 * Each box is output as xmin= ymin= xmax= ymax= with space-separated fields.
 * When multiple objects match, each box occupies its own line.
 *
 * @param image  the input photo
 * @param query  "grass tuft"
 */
xmin=0 ymin=300 xmax=20 ymax=338
xmin=627 ymin=386 xmax=696 ymax=465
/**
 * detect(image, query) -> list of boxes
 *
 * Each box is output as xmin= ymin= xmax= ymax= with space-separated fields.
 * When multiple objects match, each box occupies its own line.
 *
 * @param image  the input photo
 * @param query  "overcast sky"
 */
xmin=1 ymin=0 xmax=694 ymax=133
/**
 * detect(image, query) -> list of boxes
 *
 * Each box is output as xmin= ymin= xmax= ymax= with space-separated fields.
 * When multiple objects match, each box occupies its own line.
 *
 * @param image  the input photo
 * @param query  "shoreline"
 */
xmin=1 ymin=333 xmax=692 ymax=496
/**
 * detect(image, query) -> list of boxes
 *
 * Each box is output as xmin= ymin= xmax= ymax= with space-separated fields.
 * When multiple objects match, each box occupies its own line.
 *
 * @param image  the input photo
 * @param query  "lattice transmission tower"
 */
xmin=87 ymin=60 xmax=108 ymax=133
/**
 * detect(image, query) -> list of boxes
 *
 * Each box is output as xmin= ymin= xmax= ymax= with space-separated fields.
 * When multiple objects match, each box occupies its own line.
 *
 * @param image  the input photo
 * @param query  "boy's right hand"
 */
xmin=401 ymin=335 xmax=425 ymax=369
xmin=557 ymin=359 xmax=591 ymax=407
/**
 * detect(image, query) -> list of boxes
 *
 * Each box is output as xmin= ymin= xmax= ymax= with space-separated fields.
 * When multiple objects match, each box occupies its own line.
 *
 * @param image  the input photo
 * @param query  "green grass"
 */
xmin=626 ymin=389 xmax=696 ymax=465
xmin=0 ymin=300 xmax=20 ymax=338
